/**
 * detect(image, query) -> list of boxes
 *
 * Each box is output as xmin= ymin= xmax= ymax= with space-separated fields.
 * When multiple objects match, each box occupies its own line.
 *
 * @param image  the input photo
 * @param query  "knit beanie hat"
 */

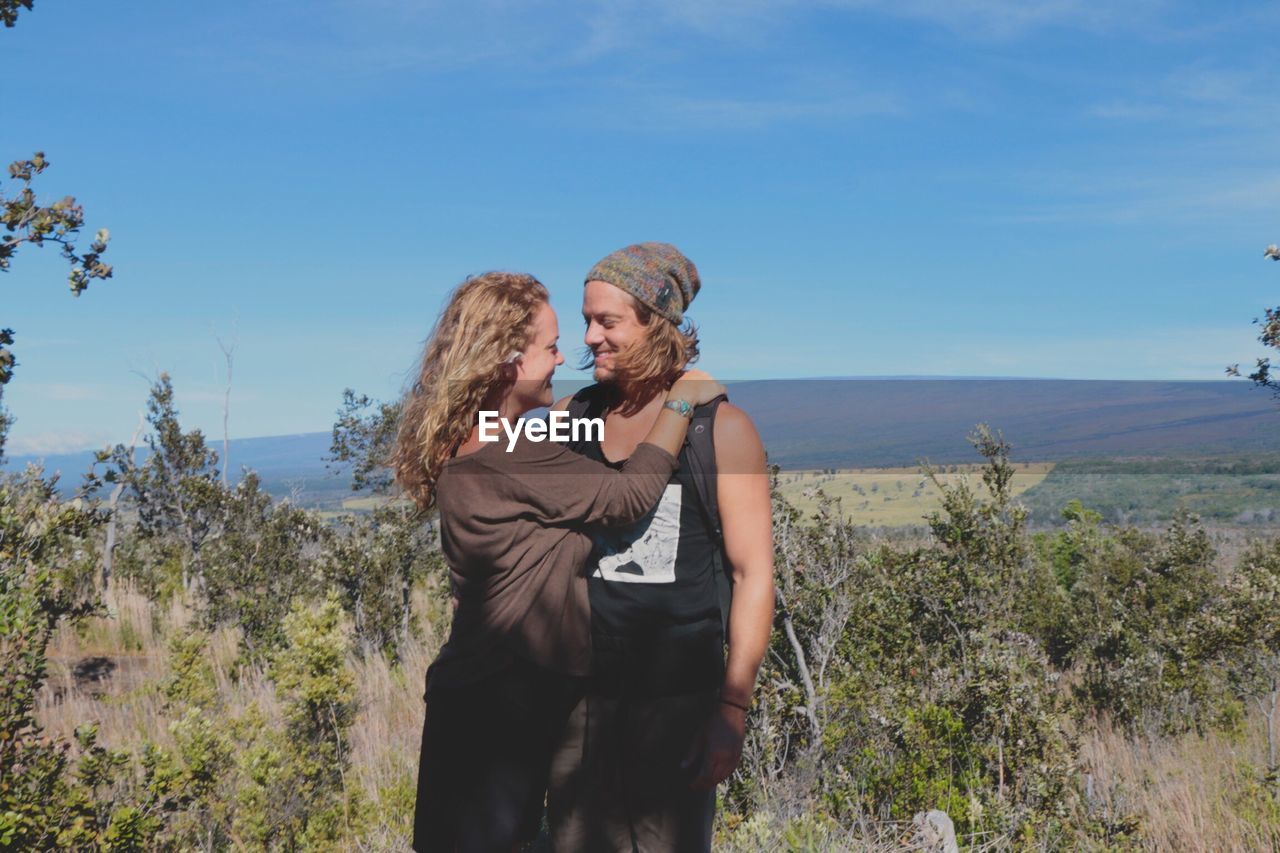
xmin=585 ymin=242 xmax=700 ymax=325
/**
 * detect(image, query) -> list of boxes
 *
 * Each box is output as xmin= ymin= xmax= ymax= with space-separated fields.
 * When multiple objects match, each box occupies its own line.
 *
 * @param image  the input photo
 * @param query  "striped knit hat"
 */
xmin=585 ymin=242 xmax=700 ymax=325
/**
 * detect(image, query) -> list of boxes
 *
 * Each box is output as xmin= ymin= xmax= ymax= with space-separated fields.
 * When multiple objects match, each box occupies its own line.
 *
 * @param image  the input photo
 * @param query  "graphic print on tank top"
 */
xmin=591 ymin=484 xmax=682 ymax=584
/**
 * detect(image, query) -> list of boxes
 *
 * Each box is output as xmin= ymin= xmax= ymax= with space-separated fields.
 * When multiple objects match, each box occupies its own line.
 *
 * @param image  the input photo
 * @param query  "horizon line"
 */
xmin=5 ymin=374 xmax=1259 ymax=461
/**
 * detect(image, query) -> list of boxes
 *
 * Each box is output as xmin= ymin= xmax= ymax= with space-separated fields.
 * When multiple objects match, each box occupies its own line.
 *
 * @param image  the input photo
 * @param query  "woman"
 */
xmin=391 ymin=271 xmax=721 ymax=852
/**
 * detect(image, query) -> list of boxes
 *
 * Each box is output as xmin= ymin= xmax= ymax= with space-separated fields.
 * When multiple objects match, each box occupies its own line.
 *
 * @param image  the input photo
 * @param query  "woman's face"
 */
xmin=511 ymin=301 xmax=564 ymax=413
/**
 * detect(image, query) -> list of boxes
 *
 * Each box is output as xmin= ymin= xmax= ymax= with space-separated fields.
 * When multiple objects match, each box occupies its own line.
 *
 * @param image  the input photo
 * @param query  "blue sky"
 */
xmin=4 ymin=0 xmax=1278 ymax=455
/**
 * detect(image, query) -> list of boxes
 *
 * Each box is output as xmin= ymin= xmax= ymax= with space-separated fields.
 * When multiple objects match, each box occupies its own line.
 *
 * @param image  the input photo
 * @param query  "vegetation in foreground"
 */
xmin=2 ymin=376 xmax=1279 ymax=850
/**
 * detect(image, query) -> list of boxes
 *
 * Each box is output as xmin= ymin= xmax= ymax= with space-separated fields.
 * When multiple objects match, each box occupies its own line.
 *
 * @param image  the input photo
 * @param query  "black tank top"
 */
xmin=574 ymin=429 xmax=725 ymax=697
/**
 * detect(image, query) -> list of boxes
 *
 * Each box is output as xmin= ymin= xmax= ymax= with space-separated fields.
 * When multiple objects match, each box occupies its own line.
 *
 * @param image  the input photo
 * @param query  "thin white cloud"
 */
xmin=28 ymin=384 xmax=107 ymax=402
xmin=609 ymin=0 xmax=1184 ymax=48
xmin=700 ymin=325 xmax=1260 ymax=381
xmin=7 ymin=430 xmax=113 ymax=457
xmin=178 ymin=389 xmax=239 ymax=405
xmin=660 ymin=89 xmax=902 ymax=128
xmin=1089 ymin=101 xmax=1171 ymax=121
xmin=828 ymin=0 xmax=1167 ymax=39
xmin=579 ymin=0 xmax=1171 ymax=47
xmin=991 ymin=171 xmax=1280 ymax=227
xmin=202 ymin=0 xmax=1180 ymax=81
xmin=1091 ymin=63 xmax=1277 ymax=129
xmin=924 ymin=327 xmax=1261 ymax=380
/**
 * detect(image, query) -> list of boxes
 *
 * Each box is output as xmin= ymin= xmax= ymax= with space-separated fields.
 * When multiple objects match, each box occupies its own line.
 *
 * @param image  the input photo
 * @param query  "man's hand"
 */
xmin=681 ymin=702 xmax=747 ymax=790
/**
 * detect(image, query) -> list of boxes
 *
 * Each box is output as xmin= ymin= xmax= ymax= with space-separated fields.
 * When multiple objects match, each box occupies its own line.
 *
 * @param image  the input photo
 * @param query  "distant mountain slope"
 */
xmin=5 ymin=433 xmax=351 ymax=508
xmin=8 ymin=379 xmax=1277 ymax=505
xmin=722 ymin=379 xmax=1279 ymax=468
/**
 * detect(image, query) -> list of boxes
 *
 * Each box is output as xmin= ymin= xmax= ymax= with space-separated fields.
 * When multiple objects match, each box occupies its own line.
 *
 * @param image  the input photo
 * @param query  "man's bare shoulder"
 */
xmin=713 ymin=402 xmax=765 ymax=469
xmin=551 ymin=394 xmax=574 ymax=412
xmin=713 ymin=402 xmax=760 ymax=441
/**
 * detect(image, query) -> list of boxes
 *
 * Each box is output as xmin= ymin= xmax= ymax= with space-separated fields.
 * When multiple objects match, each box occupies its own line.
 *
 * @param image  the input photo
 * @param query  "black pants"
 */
xmin=547 ymin=690 xmax=718 ymax=852
xmin=413 ymin=655 xmax=583 ymax=853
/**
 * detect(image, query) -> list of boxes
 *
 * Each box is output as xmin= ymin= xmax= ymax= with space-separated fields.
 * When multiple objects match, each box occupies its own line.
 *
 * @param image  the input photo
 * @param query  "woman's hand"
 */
xmin=642 ymin=369 xmax=724 ymax=458
xmin=668 ymin=369 xmax=725 ymax=407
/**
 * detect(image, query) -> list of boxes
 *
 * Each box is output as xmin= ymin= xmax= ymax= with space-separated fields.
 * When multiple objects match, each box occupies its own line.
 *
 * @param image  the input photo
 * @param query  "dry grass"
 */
xmin=34 ymin=583 xmax=1280 ymax=850
xmin=347 ymin=588 xmax=444 ymax=847
xmin=39 ymin=587 xmax=281 ymax=760
xmin=1080 ymin=714 xmax=1280 ymax=851
xmin=35 ymin=582 xmax=441 ymax=850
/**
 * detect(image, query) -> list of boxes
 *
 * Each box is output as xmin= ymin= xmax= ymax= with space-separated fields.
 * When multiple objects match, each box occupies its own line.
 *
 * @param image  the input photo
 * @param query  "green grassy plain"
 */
xmin=331 ymin=465 xmax=1055 ymax=528
xmin=1017 ymin=454 xmax=1280 ymax=526
xmin=334 ymin=455 xmax=1280 ymax=530
xmin=774 ymin=462 xmax=1054 ymax=526
xmin=333 ymin=465 xmax=1057 ymax=527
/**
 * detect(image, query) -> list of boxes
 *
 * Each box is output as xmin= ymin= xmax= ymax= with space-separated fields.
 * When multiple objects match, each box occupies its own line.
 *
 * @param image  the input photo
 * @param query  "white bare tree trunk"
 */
xmin=216 ymin=334 xmax=235 ymax=488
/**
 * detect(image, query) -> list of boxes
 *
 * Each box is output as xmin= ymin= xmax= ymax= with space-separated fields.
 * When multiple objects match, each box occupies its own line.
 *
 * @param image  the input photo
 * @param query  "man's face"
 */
xmin=513 ymin=301 xmax=564 ymax=411
xmin=582 ymin=280 xmax=646 ymax=382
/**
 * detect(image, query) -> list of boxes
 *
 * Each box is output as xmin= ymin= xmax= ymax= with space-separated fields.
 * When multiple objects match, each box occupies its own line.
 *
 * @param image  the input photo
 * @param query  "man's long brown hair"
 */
xmin=392 ymin=272 xmax=547 ymax=511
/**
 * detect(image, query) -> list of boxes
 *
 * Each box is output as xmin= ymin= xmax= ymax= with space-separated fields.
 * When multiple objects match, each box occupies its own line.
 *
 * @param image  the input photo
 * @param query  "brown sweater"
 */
xmin=430 ymin=435 xmax=678 ymax=686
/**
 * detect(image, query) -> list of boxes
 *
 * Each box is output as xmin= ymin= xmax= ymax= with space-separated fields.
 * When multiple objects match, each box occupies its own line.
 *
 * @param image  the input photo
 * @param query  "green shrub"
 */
xmin=0 ymin=467 xmax=105 ymax=849
xmin=321 ymin=503 xmax=440 ymax=660
xmin=230 ymin=593 xmax=364 ymax=847
xmin=201 ymin=472 xmax=326 ymax=661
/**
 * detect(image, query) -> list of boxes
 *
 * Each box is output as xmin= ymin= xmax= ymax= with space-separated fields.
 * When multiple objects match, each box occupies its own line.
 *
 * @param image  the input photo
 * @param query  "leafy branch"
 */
xmin=2 ymin=152 xmax=112 ymax=296
xmin=1227 ymin=245 xmax=1280 ymax=396
xmin=1 ymin=0 xmax=33 ymax=28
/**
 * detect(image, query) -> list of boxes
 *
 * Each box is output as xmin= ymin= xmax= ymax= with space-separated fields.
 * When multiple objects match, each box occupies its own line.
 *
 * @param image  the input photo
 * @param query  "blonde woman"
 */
xmin=392 ymin=271 xmax=722 ymax=852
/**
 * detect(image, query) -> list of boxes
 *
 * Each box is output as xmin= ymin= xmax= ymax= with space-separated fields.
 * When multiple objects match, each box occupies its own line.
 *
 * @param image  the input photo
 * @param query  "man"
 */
xmin=547 ymin=242 xmax=775 ymax=852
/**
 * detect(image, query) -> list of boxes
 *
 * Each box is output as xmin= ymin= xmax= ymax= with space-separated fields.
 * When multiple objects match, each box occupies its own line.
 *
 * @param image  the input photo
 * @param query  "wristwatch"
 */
xmin=663 ymin=398 xmax=694 ymax=419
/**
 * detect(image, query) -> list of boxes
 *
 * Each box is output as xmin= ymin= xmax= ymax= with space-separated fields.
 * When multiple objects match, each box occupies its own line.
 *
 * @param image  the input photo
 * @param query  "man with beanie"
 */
xmin=547 ymin=243 xmax=775 ymax=851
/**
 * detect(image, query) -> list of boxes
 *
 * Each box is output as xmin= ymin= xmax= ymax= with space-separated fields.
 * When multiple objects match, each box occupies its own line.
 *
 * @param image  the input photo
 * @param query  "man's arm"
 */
xmin=686 ymin=402 xmax=774 ymax=789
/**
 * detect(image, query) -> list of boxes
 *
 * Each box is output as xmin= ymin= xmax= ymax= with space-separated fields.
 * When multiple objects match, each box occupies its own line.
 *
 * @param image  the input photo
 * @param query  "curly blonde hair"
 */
xmin=392 ymin=272 xmax=548 ymax=511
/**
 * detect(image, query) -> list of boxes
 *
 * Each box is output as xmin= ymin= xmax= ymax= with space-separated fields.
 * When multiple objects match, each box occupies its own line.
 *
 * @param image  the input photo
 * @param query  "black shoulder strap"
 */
xmin=684 ymin=395 xmax=725 ymax=544
xmin=684 ymin=394 xmax=732 ymax=636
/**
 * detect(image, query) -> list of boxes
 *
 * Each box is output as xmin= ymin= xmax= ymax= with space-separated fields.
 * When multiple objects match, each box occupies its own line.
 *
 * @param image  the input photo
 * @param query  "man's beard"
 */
xmin=590 ymin=349 xmax=621 ymax=383
xmin=592 ymin=358 xmax=672 ymax=416
xmin=588 ymin=343 xmax=685 ymax=414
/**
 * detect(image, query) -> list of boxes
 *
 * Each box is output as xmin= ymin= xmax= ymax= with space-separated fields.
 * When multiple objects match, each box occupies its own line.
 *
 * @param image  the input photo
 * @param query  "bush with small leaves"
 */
xmin=0 ymin=466 xmax=105 ymax=848
xmin=321 ymin=503 xmax=442 ymax=659
xmin=327 ymin=389 xmax=403 ymax=496
xmin=201 ymin=472 xmax=327 ymax=661
xmin=1048 ymin=510 xmax=1244 ymax=734
xmin=99 ymin=374 xmax=222 ymax=597
xmin=233 ymin=593 xmax=365 ymax=846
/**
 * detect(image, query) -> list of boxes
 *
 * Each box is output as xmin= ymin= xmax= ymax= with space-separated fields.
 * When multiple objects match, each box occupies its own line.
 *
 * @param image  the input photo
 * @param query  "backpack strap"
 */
xmin=684 ymin=394 xmax=732 ymax=637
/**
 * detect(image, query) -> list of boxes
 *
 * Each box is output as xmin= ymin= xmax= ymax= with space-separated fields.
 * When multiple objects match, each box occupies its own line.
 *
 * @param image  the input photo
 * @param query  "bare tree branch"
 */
xmin=215 ymin=331 xmax=236 ymax=487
